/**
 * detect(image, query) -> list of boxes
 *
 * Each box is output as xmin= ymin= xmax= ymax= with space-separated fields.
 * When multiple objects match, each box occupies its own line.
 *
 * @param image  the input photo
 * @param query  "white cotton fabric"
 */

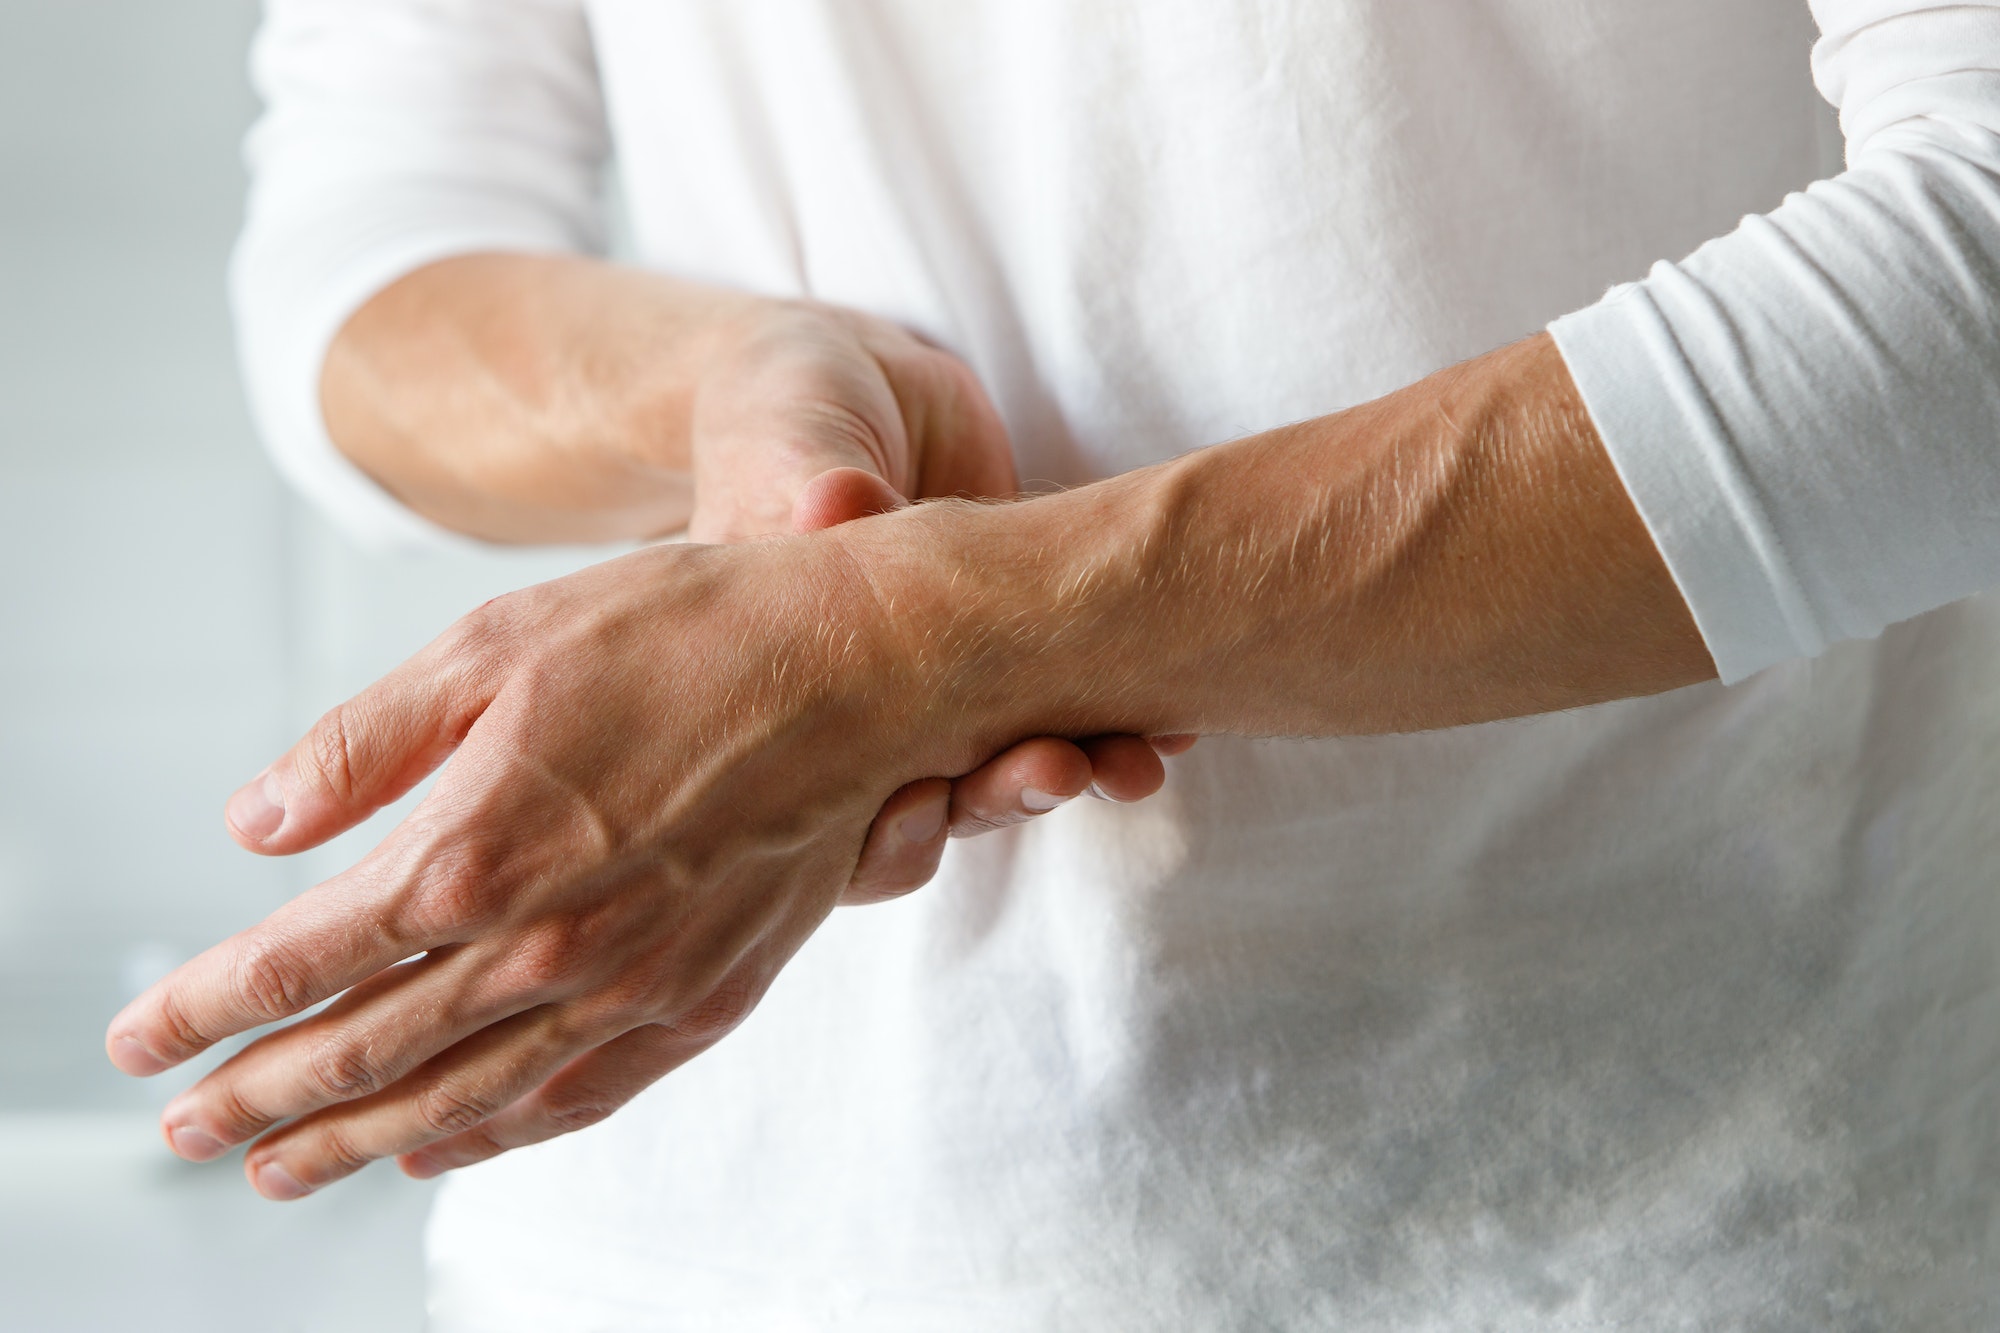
xmin=1551 ymin=0 xmax=2000 ymax=682
xmin=232 ymin=2 xmax=2000 ymax=1328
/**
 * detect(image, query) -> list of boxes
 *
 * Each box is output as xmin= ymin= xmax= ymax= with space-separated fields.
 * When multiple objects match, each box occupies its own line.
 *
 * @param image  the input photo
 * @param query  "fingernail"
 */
xmin=226 ymin=770 xmax=286 ymax=841
xmin=1087 ymin=783 xmax=1118 ymax=802
xmin=253 ymin=1161 xmax=311 ymax=1201
xmin=110 ymin=1034 xmax=169 ymax=1077
xmin=896 ymin=801 xmax=947 ymax=844
xmin=168 ymin=1124 xmax=228 ymax=1163
xmin=401 ymin=1152 xmax=445 ymax=1180
xmin=1021 ymin=788 xmax=1072 ymax=813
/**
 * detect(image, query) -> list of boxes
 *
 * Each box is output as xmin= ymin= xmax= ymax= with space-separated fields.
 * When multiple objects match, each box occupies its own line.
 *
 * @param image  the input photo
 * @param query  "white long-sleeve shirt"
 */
xmin=233 ymin=3 xmax=2000 ymax=1328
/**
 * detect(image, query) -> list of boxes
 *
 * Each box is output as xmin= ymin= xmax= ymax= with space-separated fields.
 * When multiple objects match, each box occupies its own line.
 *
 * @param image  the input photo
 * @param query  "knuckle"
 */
xmin=667 ymin=979 xmax=757 ymax=1045
xmin=577 ymin=975 xmax=658 ymax=1027
xmin=451 ymin=1123 xmax=507 ymax=1160
xmin=401 ymin=836 xmax=510 ymax=937
xmin=429 ymin=598 xmax=525 ymax=687
xmin=209 ymin=1083 xmax=275 ymax=1139
xmin=303 ymin=703 xmax=361 ymax=803
xmin=412 ymin=1083 xmax=498 ymax=1138
xmin=501 ymin=918 xmax=601 ymax=993
xmin=231 ymin=946 xmax=313 ymax=1022
xmin=152 ymin=989 xmax=211 ymax=1058
xmin=312 ymin=1123 xmax=374 ymax=1175
xmin=444 ymin=598 xmax=510 ymax=654
xmin=930 ymin=348 xmax=983 ymax=400
xmin=542 ymin=1098 xmax=617 ymax=1136
xmin=409 ymin=870 xmax=493 ymax=939
xmin=302 ymin=1036 xmax=383 ymax=1103
xmin=427 ymin=1122 xmax=506 ymax=1169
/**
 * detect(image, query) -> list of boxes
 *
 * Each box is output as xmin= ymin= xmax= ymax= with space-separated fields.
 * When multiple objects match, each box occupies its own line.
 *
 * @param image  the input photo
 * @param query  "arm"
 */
xmin=238 ymin=0 xmax=1014 ymax=547
xmin=236 ymin=0 xmax=1173 ymax=875
xmin=231 ymin=0 xmax=612 ymax=548
xmin=318 ymin=254 xmax=1019 ymax=546
xmin=318 ymin=254 xmax=739 ymax=544
xmin=1547 ymin=0 xmax=2000 ymax=682
xmin=146 ymin=0 xmax=1997 ymax=1197
xmin=235 ymin=0 xmax=1021 ymax=549
xmin=109 ymin=333 xmax=1710 ymax=1196
xmin=870 ymin=333 xmax=1715 ymax=748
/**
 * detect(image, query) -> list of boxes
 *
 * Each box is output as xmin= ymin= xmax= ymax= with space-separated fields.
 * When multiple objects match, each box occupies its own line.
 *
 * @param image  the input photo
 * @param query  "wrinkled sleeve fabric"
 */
xmin=230 ymin=0 xmax=608 ymax=547
xmin=1550 ymin=0 xmax=2000 ymax=683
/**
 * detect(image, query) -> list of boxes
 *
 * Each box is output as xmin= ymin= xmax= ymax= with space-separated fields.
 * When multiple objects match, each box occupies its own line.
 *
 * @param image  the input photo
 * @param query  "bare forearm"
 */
xmin=118 ymin=335 xmax=1713 ymax=1189
xmin=856 ymin=333 xmax=1716 ymax=752
xmin=321 ymin=253 xmax=758 ymax=543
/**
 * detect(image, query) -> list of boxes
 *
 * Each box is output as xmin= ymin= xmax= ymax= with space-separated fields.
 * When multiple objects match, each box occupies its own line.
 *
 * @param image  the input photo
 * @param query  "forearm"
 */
xmin=321 ymin=253 xmax=759 ymax=543
xmin=855 ymin=333 xmax=1716 ymax=753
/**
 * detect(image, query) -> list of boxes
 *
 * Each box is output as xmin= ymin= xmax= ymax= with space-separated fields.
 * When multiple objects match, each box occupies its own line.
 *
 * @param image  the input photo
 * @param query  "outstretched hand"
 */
xmin=105 ymin=307 xmax=1190 ymax=1197
xmin=106 ymin=533 xmax=983 ymax=1197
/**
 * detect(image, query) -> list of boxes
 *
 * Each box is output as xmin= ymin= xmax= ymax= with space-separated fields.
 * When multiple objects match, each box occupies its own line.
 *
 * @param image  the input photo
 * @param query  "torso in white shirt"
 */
xmin=364 ymin=3 xmax=2000 ymax=1327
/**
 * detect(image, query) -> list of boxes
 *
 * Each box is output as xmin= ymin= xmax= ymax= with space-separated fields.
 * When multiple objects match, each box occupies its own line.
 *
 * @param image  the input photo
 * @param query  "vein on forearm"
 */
xmin=877 ymin=333 xmax=1717 ymax=748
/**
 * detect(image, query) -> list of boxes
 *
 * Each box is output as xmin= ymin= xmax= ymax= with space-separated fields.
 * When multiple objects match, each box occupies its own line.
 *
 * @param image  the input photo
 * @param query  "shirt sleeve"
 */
xmin=229 ymin=0 xmax=609 ymax=548
xmin=1548 ymin=0 xmax=2000 ymax=683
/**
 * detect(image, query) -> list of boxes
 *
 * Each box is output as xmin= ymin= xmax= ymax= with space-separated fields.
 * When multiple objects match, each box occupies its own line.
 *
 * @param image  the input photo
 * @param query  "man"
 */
xmin=110 ymin=0 xmax=2000 ymax=1326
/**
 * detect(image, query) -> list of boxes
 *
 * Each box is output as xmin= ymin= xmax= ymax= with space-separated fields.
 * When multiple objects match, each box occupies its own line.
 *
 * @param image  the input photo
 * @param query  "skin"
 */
xmin=106 ymin=255 xmax=1714 ymax=1199
xmin=322 ymin=253 xmax=1182 ymax=860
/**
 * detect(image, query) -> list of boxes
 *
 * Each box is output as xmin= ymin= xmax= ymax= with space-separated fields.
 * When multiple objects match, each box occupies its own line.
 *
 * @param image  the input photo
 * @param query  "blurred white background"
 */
xmin=1 ymin=3 xmax=603 ymax=1327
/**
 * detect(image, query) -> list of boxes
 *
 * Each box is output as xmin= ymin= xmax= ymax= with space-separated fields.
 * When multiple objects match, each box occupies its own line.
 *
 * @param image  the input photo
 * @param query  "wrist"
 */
xmin=821 ymin=467 xmax=1190 ymax=772
xmin=811 ymin=332 xmax=1712 ymax=766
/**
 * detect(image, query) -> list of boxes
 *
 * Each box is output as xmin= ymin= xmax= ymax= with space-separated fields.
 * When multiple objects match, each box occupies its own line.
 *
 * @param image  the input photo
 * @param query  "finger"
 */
xmin=398 ymin=1021 xmax=713 ymax=1179
xmin=1149 ymin=734 xmax=1200 ymax=757
xmin=104 ymin=836 xmax=452 ymax=1077
xmin=1078 ymin=734 xmax=1167 ymax=802
xmin=947 ymin=736 xmax=1094 ymax=838
xmin=261 ymin=953 xmax=781 ymax=1196
xmin=224 ymin=612 xmax=504 ymax=856
xmin=158 ymin=945 xmax=534 ymax=1161
xmin=247 ymin=937 xmax=787 ymax=1198
xmin=241 ymin=1003 xmax=591 ymax=1200
xmin=791 ymin=464 xmax=907 ymax=534
xmin=842 ymin=778 xmax=951 ymax=906
xmin=888 ymin=348 xmax=1020 ymax=502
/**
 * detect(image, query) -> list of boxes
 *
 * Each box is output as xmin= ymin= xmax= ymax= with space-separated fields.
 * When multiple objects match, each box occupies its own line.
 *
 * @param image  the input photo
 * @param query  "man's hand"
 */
xmin=119 ymin=316 xmax=1711 ymax=1200
xmin=684 ymin=300 xmax=1187 ymax=895
xmin=329 ymin=256 xmax=1185 ymax=900
xmin=103 ymin=272 xmax=1193 ymax=1202
xmin=686 ymin=300 xmax=1004 ymax=543
xmin=111 ymin=529 xmax=1048 ymax=1198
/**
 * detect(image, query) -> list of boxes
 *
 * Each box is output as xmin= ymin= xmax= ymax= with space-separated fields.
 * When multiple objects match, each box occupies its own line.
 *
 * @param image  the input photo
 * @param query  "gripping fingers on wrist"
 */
xmin=1076 ymin=735 xmax=1167 ymax=801
xmin=845 ymin=738 xmax=1098 ymax=906
xmin=844 ymin=734 xmax=1183 ymax=906
xmin=944 ymin=736 xmax=1095 ymax=838
xmin=844 ymin=778 xmax=952 ymax=905
xmin=791 ymin=465 xmax=906 ymax=534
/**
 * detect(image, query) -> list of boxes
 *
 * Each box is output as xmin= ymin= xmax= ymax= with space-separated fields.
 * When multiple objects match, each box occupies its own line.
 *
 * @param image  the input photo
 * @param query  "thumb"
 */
xmin=792 ymin=465 xmax=908 ymax=534
xmin=225 ymin=621 xmax=501 ymax=856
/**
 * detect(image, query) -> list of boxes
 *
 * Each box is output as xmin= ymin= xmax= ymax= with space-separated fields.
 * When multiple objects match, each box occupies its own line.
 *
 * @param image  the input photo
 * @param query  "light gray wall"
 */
xmin=0 ymin=0 xmax=603 ymax=1111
